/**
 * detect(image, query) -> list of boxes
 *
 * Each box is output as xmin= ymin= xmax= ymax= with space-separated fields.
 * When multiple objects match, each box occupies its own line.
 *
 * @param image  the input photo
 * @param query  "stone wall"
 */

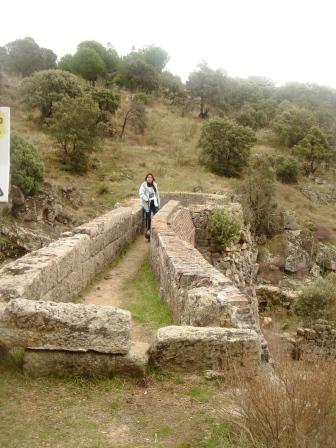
xmin=289 ymin=320 xmax=336 ymax=360
xmin=150 ymin=200 xmax=268 ymax=370
xmin=0 ymin=200 xmax=143 ymax=304
xmin=160 ymin=191 xmax=235 ymax=208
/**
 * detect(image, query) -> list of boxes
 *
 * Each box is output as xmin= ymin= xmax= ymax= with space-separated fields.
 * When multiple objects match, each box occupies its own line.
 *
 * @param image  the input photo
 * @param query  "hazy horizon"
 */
xmin=2 ymin=0 xmax=336 ymax=88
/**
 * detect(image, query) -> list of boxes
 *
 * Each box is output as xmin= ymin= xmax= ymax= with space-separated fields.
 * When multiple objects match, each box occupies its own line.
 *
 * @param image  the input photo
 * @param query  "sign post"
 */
xmin=0 ymin=107 xmax=10 ymax=203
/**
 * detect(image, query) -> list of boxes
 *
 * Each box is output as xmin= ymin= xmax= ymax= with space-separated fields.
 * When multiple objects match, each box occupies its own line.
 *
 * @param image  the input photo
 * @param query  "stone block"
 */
xmin=0 ymin=299 xmax=131 ymax=354
xmin=23 ymin=342 xmax=149 ymax=377
xmin=149 ymin=326 xmax=260 ymax=372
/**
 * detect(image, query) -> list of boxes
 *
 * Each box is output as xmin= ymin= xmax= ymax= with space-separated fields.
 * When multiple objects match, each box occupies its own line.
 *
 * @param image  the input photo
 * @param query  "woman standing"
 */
xmin=139 ymin=173 xmax=160 ymax=240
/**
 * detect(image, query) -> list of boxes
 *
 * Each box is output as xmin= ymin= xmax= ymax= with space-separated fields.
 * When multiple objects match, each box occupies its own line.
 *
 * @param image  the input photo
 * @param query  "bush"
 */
xmin=198 ymin=117 xmax=256 ymax=177
xmin=229 ymin=359 xmax=336 ymax=448
xmin=133 ymin=92 xmax=150 ymax=105
xmin=10 ymin=133 xmax=44 ymax=195
xmin=208 ymin=209 xmax=241 ymax=248
xmin=46 ymin=95 xmax=104 ymax=173
xmin=275 ymin=156 xmax=299 ymax=183
xmin=273 ymin=107 xmax=314 ymax=147
xmin=97 ymin=182 xmax=109 ymax=194
xmin=21 ymin=70 xmax=83 ymax=120
xmin=294 ymin=273 xmax=336 ymax=323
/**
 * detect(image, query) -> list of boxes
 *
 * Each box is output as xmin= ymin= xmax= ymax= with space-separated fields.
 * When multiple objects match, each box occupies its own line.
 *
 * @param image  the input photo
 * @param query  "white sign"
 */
xmin=0 ymin=107 xmax=10 ymax=203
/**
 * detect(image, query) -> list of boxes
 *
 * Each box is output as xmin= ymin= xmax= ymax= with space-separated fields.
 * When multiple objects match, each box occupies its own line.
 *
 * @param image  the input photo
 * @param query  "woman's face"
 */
xmin=146 ymin=175 xmax=153 ymax=183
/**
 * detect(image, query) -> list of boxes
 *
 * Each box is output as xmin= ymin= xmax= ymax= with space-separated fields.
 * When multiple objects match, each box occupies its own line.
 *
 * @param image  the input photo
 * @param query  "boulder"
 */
xmin=284 ymin=243 xmax=309 ymax=273
xmin=0 ymin=299 xmax=131 ymax=354
xmin=316 ymin=243 xmax=336 ymax=271
xmin=23 ymin=342 xmax=149 ymax=377
xmin=149 ymin=326 xmax=261 ymax=372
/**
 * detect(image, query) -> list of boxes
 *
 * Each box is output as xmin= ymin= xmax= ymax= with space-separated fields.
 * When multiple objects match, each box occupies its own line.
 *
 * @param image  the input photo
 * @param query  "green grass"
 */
xmin=124 ymin=257 xmax=173 ymax=328
xmin=187 ymin=386 xmax=212 ymax=403
xmin=201 ymin=419 xmax=252 ymax=448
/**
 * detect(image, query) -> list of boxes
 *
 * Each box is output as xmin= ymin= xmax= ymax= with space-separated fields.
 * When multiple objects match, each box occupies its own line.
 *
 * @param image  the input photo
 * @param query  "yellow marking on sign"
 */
xmin=0 ymin=112 xmax=5 ymax=139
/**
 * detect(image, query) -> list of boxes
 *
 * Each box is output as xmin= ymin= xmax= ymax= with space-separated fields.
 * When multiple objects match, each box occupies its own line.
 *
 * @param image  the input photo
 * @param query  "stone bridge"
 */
xmin=0 ymin=192 xmax=268 ymax=376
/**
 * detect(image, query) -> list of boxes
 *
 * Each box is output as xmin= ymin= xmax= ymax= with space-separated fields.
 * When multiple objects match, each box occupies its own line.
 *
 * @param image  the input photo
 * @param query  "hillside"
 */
xmin=1 ymin=74 xmax=335 ymax=232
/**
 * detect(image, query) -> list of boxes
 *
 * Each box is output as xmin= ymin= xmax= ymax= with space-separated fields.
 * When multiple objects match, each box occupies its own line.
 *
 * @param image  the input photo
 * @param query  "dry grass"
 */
xmin=223 ymin=358 xmax=336 ymax=448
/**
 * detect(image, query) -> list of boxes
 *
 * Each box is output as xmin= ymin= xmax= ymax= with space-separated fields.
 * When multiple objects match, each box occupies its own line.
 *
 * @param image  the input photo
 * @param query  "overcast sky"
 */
xmin=2 ymin=0 xmax=336 ymax=87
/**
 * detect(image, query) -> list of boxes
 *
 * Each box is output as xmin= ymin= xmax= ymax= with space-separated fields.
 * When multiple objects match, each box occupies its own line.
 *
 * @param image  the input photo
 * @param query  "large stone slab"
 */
xmin=0 ymin=299 xmax=131 ymax=354
xmin=149 ymin=326 xmax=261 ymax=372
xmin=23 ymin=342 xmax=149 ymax=377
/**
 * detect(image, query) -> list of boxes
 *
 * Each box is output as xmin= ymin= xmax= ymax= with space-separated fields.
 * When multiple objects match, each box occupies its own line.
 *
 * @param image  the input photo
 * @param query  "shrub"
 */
xmin=20 ymin=70 xmax=83 ymax=120
xmin=133 ymin=92 xmax=150 ymax=105
xmin=294 ymin=273 xmax=336 ymax=323
xmin=273 ymin=107 xmax=315 ymax=147
xmin=198 ymin=117 xmax=256 ymax=177
xmin=275 ymin=156 xmax=299 ymax=183
xmin=228 ymin=359 xmax=336 ymax=448
xmin=46 ymin=95 xmax=103 ymax=173
xmin=208 ymin=209 xmax=241 ymax=248
xmin=97 ymin=182 xmax=109 ymax=194
xmin=10 ymin=133 xmax=44 ymax=195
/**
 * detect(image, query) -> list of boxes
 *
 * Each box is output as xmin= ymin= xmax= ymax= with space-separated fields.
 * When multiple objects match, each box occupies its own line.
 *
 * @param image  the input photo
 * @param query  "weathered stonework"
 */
xmin=288 ymin=320 xmax=336 ymax=360
xmin=150 ymin=200 xmax=268 ymax=367
xmin=150 ymin=326 xmax=261 ymax=373
xmin=0 ymin=298 xmax=131 ymax=354
xmin=0 ymin=200 xmax=143 ymax=303
xmin=23 ymin=342 xmax=149 ymax=377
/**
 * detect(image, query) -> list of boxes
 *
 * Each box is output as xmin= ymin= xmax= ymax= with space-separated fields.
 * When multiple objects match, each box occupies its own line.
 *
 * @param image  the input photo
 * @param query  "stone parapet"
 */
xmin=0 ymin=200 xmax=143 ymax=303
xmin=149 ymin=326 xmax=260 ymax=373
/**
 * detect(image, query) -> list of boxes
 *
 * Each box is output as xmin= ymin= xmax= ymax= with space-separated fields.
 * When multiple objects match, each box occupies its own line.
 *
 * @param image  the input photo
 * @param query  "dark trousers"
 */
xmin=145 ymin=201 xmax=158 ymax=231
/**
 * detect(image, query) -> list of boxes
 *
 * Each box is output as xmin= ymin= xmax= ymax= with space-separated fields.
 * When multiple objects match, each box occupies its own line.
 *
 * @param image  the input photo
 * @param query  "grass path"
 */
xmin=83 ymin=235 xmax=161 ymax=344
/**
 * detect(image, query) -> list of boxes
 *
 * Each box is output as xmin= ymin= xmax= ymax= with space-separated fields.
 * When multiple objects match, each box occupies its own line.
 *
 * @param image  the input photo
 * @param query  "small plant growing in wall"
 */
xmin=208 ymin=209 xmax=241 ymax=248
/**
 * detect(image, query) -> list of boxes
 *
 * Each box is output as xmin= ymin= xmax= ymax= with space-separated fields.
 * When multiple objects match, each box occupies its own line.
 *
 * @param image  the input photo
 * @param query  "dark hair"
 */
xmin=145 ymin=173 xmax=155 ymax=182
xmin=145 ymin=173 xmax=157 ymax=193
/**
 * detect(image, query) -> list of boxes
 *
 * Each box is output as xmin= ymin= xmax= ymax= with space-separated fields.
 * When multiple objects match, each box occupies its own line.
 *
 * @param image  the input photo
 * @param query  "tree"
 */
xmin=21 ymin=70 xmax=83 ymax=120
xmin=119 ymin=99 xmax=147 ymax=139
xmin=39 ymin=48 xmax=57 ymax=70
xmin=72 ymin=48 xmax=105 ymax=86
xmin=241 ymin=157 xmax=279 ymax=236
xmin=46 ymin=95 xmax=103 ymax=173
xmin=124 ymin=59 xmax=159 ymax=92
xmin=141 ymin=45 xmax=169 ymax=71
xmin=58 ymin=54 xmax=74 ymax=72
xmin=86 ymin=87 xmax=120 ymax=122
xmin=198 ymin=117 xmax=256 ymax=177
xmin=293 ymin=126 xmax=333 ymax=174
xmin=78 ymin=40 xmax=119 ymax=75
xmin=187 ymin=63 xmax=224 ymax=118
xmin=4 ymin=38 xmax=56 ymax=76
xmin=10 ymin=133 xmax=44 ymax=195
xmin=159 ymin=71 xmax=184 ymax=100
xmin=273 ymin=107 xmax=315 ymax=147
